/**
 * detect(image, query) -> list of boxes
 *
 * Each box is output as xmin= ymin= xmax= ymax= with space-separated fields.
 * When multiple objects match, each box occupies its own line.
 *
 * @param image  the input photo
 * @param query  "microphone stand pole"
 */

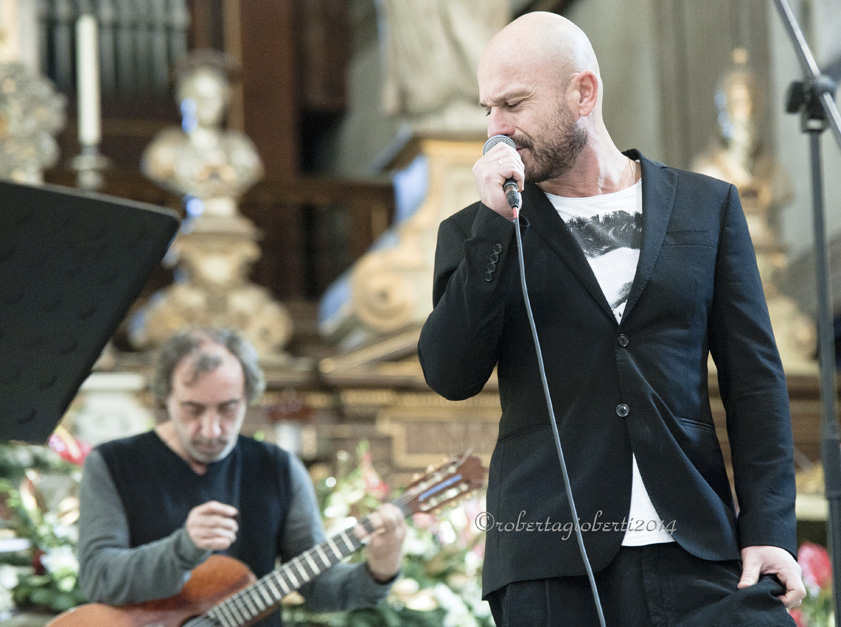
xmin=771 ymin=0 xmax=841 ymax=620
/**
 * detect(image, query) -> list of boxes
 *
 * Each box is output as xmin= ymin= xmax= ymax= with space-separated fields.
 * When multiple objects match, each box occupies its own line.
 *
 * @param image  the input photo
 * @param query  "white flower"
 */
xmin=437 ymin=520 xmax=457 ymax=545
xmin=0 ymin=566 xmax=20 ymax=613
xmin=324 ymin=500 xmax=349 ymax=519
xmin=8 ymin=447 xmax=35 ymax=467
xmin=390 ymin=577 xmax=420 ymax=597
xmin=41 ymin=545 xmax=79 ymax=577
xmin=464 ymin=550 xmax=482 ymax=576
xmin=434 ymin=582 xmax=478 ymax=627
xmin=402 ymin=527 xmax=431 ymax=556
xmin=403 ymin=587 xmax=438 ymax=612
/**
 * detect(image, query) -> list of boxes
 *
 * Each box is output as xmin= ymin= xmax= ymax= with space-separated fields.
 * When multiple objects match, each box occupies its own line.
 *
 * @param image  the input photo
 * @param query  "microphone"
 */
xmin=482 ymin=135 xmax=521 ymax=214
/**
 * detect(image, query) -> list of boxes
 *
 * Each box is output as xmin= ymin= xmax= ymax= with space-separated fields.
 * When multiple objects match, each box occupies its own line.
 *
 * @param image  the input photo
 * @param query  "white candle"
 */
xmin=76 ymin=14 xmax=101 ymax=146
xmin=0 ymin=0 xmax=21 ymax=63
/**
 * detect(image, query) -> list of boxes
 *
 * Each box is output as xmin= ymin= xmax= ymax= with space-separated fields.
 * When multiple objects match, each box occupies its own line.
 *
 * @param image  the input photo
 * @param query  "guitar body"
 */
xmin=47 ymin=555 xmax=256 ymax=627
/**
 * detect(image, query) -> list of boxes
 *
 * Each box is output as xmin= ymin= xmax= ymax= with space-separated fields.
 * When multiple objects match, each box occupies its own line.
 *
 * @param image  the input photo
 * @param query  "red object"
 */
xmin=360 ymin=450 xmax=389 ymax=500
xmin=32 ymin=548 xmax=46 ymax=575
xmin=788 ymin=607 xmax=807 ymax=627
xmin=48 ymin=430 xmax=91 ymax=466
xmin=799 ymin=541 xmax=833 ymax=592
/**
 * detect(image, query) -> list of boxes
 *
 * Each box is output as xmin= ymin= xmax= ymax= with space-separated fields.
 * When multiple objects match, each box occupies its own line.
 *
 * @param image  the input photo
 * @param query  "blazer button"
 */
xmin=484 ymin=270 xmax=494 ymax=282
xmin=616 ymin=404 xmax=630 ymax=418
xmin=493 ymin=243 xmax=503 ymax=253
xmin=490 ymin=252 xmax=500 ymax=263
xmin=617 ymin=334 xmax=629 ymax=347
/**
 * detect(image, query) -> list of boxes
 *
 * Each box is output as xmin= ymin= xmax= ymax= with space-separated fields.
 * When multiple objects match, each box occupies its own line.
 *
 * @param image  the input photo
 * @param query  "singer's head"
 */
xmin=478 ymin=12 xmax=610 ymax=184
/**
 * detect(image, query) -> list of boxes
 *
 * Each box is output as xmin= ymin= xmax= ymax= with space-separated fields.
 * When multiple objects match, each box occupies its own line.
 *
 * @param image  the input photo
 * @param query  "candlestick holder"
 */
xmin=72 ymin=143 xmax=110 ymax=191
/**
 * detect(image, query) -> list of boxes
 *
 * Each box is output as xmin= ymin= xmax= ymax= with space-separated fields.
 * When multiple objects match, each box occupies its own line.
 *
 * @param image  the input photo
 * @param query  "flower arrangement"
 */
xmin=282 ymin=442 xmax=493 ymax=627
xmin=0 ymin=428 xmax=89 ymax=619
xmin=791 ymin=541 xmax=834 ymax=627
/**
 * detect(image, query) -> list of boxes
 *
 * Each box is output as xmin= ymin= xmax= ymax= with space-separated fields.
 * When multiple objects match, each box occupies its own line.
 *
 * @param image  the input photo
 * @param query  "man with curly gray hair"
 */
xmin=77 ymin=328 xmax=405 ymax=627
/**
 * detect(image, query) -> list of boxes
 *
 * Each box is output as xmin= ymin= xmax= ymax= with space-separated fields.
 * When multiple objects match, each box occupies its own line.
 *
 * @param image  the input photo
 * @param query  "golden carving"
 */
xmin=320 ymin=137 xmax=486 ymax=349
xmin=378 ymin=405 xmax=499 ymax=469
xmin=0 ymin=62 xmax=66 ymax=183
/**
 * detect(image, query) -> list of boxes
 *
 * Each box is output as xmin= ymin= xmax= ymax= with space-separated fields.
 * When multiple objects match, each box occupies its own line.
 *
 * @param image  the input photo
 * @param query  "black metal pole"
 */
xmin=773 ymin=0 xmax=841 ymax=146
xmin=771 ymin=0 xmax=841 ymax=621
xmin=807 ymin=125 xmax=841 ymax=622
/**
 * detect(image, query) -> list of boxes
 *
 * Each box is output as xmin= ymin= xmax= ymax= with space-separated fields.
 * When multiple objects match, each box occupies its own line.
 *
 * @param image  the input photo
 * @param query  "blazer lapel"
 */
xmin=622 ymin=150 xmax=677 ymax=320
xmin=518 ymin=151 xmax=677 ymax=324
xmin=520 ymin=184 xmax=616 ymax=322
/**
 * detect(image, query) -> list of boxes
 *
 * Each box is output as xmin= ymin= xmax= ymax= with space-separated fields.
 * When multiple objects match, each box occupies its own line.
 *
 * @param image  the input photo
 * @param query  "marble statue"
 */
xmin=375 ymin=0 xmax=509 ymax=133
xmin=141 ymin=50 xmax=263 ymax=217
xmin=133 ymin=50 xmax=292 ymax=356
xmin=693 ymin=48 xmax=815 ymax=374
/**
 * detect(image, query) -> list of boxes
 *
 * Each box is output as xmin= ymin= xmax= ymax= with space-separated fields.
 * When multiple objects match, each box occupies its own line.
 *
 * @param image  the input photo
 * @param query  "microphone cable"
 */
xmin=488 ymin=132 xmax=606 ymax=625
xmin=512 ymin=211 xmax=606 ymax=627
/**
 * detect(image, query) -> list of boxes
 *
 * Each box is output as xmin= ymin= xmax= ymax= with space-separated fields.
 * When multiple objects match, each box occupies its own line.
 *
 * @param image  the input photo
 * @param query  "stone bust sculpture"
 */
xmin=692 ymin=48 xmax=792 ymax=221
xmin=692 ymin=49 xmax=814 ymax=374
xmin=134 ymin=50 xmax=291 ymax=356
xmin=141 ymin=50 xmax=264 ymax=218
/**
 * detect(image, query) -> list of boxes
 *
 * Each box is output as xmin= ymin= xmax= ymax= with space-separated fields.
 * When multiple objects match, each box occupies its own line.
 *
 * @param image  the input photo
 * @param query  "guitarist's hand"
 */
xmin=355 ymin=504 xmax=407 ymax=583
xmin=186 ymin=501 xmax=239 ymax=551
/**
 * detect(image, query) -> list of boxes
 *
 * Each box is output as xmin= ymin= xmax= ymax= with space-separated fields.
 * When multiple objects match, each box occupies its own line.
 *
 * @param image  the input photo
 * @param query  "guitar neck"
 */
xmin=190 ymin=452 xmax=482 ymax=627
xmin=198 ymin=515 xmax=377 ymax=627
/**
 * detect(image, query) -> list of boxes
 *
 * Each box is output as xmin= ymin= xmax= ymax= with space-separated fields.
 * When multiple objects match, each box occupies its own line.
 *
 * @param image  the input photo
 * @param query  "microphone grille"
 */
xmin=482 ymin=134 xmax=516 ymax=155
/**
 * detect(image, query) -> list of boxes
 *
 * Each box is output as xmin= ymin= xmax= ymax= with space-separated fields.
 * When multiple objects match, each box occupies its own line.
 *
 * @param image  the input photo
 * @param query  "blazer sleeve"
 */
xmin=708 ymin=184 xmax=797 ymax=556
xmin=418 ymin=205 xmax=521 ymax=400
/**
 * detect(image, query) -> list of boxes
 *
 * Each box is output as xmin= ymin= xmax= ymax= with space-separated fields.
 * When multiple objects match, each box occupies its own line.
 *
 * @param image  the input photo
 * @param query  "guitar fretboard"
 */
xmin=193 ymin=516 xmax=376 ymax=627
xmin=183 ymin=457 xmax=476 ymax=627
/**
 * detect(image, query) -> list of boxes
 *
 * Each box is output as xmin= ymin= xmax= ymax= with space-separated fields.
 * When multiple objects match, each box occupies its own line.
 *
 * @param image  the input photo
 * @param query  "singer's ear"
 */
xmin=573 ymin=70 xmax=599 ymax=117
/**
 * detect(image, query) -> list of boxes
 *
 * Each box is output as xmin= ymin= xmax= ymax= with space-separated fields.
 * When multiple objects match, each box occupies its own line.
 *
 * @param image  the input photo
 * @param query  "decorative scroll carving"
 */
xmin=319 ymin=137 xmax=485 ymax=349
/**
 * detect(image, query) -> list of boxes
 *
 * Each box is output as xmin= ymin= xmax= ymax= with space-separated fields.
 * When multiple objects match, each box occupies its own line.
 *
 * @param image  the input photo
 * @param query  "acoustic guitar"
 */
xmin=47 ymin=452 xmax=485 ymax=627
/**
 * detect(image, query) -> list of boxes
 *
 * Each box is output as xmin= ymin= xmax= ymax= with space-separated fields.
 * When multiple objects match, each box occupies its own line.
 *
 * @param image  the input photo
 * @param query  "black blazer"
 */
xmin=418 ymin=151 xmax=797 ymax=598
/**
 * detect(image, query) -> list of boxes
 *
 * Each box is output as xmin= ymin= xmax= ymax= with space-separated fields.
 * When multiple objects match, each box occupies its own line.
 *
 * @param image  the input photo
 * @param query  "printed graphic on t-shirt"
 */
xmin=564 ymin=209 xmax=642 ymax=316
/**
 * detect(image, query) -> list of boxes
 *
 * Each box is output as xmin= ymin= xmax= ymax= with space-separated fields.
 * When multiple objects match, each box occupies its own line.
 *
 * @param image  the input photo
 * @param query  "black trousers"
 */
xmin=487 ymin=543 xmax=795 ymax=627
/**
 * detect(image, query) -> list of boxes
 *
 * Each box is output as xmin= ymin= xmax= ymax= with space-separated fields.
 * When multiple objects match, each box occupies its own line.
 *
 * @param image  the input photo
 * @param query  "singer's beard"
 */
xmin=514 ymin=106 xmax=587 ymax=183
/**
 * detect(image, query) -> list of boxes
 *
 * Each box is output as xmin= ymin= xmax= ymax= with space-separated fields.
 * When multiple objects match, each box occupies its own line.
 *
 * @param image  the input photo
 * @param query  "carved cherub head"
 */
xmin=172 ymin=50 xmax=238 ymax=130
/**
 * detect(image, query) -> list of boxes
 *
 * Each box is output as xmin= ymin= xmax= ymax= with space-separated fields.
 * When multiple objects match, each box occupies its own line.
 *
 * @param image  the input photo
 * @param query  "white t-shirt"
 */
xmin=545 ymin=175 xmax=674 ymax=546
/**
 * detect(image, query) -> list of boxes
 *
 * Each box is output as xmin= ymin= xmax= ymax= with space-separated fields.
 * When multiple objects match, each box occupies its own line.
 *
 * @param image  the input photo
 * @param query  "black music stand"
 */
xmin=0 ymin=180 xmax=179 ymax=443
xmin=772 ymin=0 xmax=841 ymax=621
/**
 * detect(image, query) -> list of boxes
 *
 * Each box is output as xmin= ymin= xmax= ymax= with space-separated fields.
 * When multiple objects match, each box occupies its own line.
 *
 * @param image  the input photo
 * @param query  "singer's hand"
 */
xmin=473 ymin=141 xmax=524 ymax=220
xmin=738 ymin=545 xmax=805 ymax=609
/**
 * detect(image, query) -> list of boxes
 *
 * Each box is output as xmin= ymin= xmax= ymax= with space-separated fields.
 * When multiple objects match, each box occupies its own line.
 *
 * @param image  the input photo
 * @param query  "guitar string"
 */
xmin=193 ymin=464 xmax=472 ymax=625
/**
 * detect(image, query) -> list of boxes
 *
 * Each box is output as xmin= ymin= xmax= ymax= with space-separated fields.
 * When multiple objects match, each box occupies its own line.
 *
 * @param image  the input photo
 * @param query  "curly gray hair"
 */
xmin=151 ymin=328 xmax=265 ymax=406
